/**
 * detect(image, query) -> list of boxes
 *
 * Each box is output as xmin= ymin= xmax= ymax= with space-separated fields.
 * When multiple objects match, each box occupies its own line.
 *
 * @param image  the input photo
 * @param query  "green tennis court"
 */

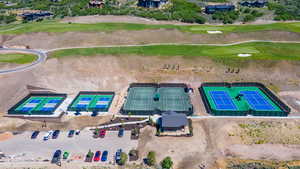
xmin=122 ymin=85 xmax=193 ymax=115
xmin=8 ymin=94 xmax=66 ymax=115
xmin=68 ymin=92 xmax=115 ymax=112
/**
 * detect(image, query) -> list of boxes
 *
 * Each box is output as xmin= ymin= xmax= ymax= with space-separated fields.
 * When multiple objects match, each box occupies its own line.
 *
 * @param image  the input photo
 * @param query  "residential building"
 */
xmin=205 ymin=4 xmax=235 ymax=14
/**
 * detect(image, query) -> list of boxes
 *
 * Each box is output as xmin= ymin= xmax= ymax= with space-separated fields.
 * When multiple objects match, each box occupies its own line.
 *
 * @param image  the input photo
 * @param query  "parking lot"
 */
xmin=0 ymin=129 xmax=138 ymax=164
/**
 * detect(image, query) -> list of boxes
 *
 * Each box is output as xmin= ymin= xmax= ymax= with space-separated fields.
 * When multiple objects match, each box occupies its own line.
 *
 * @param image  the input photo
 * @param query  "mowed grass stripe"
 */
xmin=49 ymin=42 xmax=300 ymax=61
xmin=0 ymin=53 xmax=38 ymax=64
xmin=1 ymin=20 xmax=300 ymax=34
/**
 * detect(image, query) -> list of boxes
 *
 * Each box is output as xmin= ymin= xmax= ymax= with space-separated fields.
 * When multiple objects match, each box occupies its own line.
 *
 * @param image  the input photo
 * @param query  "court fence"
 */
xmin=199 ymin=82 xmax=291 ymax=116
xmin=8 ymin=93 xmax=67 ymax=115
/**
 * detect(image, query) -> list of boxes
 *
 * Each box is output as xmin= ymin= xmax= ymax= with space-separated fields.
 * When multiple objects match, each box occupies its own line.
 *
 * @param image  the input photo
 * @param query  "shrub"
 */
xmin=118 ymin=152 xmax=128 ymax=165
xmin=161 ymin=156 xmax=173 ymax=169
xmin=147 ymin=151 xmax=156 ymax=166
xmin=243 ymin=14 xmax=255 ymax=22
xmin=212 ymin=11 xmax=239 ymax=24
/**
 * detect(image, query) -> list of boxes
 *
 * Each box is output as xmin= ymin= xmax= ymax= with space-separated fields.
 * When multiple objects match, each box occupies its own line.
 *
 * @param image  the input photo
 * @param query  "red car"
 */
xmin=94 ymin=151 xmax=101 ymax=162
xmin=99 ymin=129 xmax=106 ymax=138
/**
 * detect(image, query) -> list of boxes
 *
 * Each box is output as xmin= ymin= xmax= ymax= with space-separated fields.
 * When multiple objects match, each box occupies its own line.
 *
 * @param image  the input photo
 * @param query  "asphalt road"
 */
xmin=0 ymin=48 xmax=47 ymax=74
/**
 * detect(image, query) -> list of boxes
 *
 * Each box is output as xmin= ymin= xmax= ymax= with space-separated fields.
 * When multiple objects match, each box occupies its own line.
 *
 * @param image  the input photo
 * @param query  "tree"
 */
xmin=161 ymin=156 xmax=173 ymax=169
xmin=147 ymin=151 xmax=156 ymax=166
xmin=118 ymin=152 xmax=128 ymax=165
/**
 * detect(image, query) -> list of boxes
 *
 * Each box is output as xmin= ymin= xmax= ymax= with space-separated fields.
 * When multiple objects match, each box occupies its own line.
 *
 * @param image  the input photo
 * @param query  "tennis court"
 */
xmin=200 ymin=83 xmax=288 ymax=116
xmin=68 ymin=92 xmax=115 ymax=112
xmin=209 ymin=91 xmax=237 ymax=110
xmin=8 ymin=94 xmax=66 ymax=115
xmin=240 ymin=91 xmax=275 ymax=111
xmin=122 ymin=84 xmax=193 ymax=115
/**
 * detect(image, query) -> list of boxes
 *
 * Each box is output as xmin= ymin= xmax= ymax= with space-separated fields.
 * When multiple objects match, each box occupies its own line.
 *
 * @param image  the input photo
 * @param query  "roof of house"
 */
xmin=240 ymin=0 xmax=267 ymax=3
xmin=206 ymin=5 xmax=235 ymax=9
xmin=161 ymin=111 xmax=188 ymax=128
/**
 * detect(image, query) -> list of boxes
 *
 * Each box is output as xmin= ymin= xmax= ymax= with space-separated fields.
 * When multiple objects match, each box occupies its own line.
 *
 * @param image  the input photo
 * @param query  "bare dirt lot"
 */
xmin=138 ymin=119 xmax=300 ymax=169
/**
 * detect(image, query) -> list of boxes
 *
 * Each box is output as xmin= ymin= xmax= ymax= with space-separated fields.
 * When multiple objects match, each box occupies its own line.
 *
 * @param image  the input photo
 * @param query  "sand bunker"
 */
xmin=238 ymin=53 xmax=252 ymax=57
xmin=207 ymin=31 xmax=223 ymax=34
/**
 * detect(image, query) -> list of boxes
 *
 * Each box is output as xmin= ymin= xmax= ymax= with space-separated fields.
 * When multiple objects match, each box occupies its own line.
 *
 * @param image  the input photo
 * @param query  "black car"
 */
xmin=115 ymin=149 xmax=122 ymax=163
xmin=118 ymin=128 xmax=124 ymax=137
xmin=31 ymin=131 xmax=39 ymax=139
xmin=52 ymin=130 xmax=60 ymax=139
xmin=68 ymin=130 xmax=75 ymax=138
xmin=51 ymin=150 xmax=62 ymax=164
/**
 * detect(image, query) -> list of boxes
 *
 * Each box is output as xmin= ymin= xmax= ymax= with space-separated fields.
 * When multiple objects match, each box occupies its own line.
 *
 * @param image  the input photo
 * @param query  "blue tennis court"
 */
xmin=48 ymin=99 xmax=61 ymax=103
xmin=95 ymin=105 xmax=107 ymax=108
xmin=210 ymin=91 xmax=237 ymax=110
xmin=99 ymin=97 xmax=110 ymax=101
xmin=41 ymin=107 xmax=54 ymax=111
xmin=29 ymin=99 xmax=41 ymax=103
xmin=240 ymin=91 xmax=275 ymax=111
xmin=21 ymin=107 xmax=33 ymax=111
xmin=81 ymin=97 xmax=92 ymax=101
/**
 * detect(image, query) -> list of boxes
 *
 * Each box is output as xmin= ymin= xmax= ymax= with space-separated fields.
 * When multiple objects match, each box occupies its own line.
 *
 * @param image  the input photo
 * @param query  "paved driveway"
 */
xmin=0 ymin=129 xmax=137 ymax=164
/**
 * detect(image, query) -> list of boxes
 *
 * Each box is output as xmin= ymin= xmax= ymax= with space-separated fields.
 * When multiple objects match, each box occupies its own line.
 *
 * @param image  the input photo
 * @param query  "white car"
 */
xmin=43 ymin=130 xmax=53 ymax=141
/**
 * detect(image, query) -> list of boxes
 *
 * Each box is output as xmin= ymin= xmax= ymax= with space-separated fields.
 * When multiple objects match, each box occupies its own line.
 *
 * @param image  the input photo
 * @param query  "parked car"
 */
xmin=99 ymin=129 xmax=106 ymax=138
xmin=31 ymin=131 xmax=39 ymax=139
xmin=75 ymin=130 xmax=80 ymax=135
xmin=118 ymin=128 xmax=124 ymax=137
xmin=94 ymin=151 xmax=101 ymax=162
xmin=51 ymin=150 xmax=62 ymax=164
xmin=43 ymin=130 xmax=53 ymax=141
xmin=68 ymin=130 xmax=75 ymax=137
xmin=85 ymin=150 xmax=94 ymax=162
xmin=63 ymin=151 xmax=69 ymax=160
xmin=52 ymin=130 xmax=60 ymax=139
xmin=101 ymin=151 xmax=108 ymax=162
xmin=115 ymin=149 xmax=122 ymax=163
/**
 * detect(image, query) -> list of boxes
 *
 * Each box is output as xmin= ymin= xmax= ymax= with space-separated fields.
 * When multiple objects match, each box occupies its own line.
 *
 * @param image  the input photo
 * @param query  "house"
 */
xmin=20 ymin=11 xmax=53 ymax=21
xmin=137 ymin=0 xmax=168 ymax=8
xmin=89 ymin=0 xmax=104 ymax=8
xmin=205 ymin=4 xmax=235 ymax=14
xmin=160 ymin=111 xmax=188 ymax=132
xmin=240 ymin=0 xmax=267 ymax=8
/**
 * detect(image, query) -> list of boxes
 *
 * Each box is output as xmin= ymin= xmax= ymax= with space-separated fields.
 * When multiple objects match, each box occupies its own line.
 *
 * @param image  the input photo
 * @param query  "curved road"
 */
xmin=0 ymin=48 xmax=47 ymax=74
xmin=1 ymin=40 xmax=300 ymax=74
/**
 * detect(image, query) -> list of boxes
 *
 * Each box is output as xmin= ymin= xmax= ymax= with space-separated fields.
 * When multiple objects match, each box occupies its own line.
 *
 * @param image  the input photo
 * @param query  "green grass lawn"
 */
xmin=0 ymin=53 xmax=38 ymax=64
xmin=0 ymin=20 xmax=300 ymax=34
xmin=49 ymin=42 xmax=300 ymax=66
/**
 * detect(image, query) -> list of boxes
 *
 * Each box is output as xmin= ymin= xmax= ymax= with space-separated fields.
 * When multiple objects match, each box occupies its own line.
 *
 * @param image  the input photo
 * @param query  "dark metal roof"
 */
xmin=161 ymin=111 xmax=188 ymax=128
xmin=206 ymin=5 xmax=235 ymax=9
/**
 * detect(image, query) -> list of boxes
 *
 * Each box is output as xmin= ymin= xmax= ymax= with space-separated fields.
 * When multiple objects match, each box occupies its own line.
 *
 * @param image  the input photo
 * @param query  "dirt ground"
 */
xmin=1 ymin=30 xmax=300 ymax=50
xmin=61 ymin=15 xmax=193 ymax=25
xmin=137 ymin=119 xmax=300 ymax=169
